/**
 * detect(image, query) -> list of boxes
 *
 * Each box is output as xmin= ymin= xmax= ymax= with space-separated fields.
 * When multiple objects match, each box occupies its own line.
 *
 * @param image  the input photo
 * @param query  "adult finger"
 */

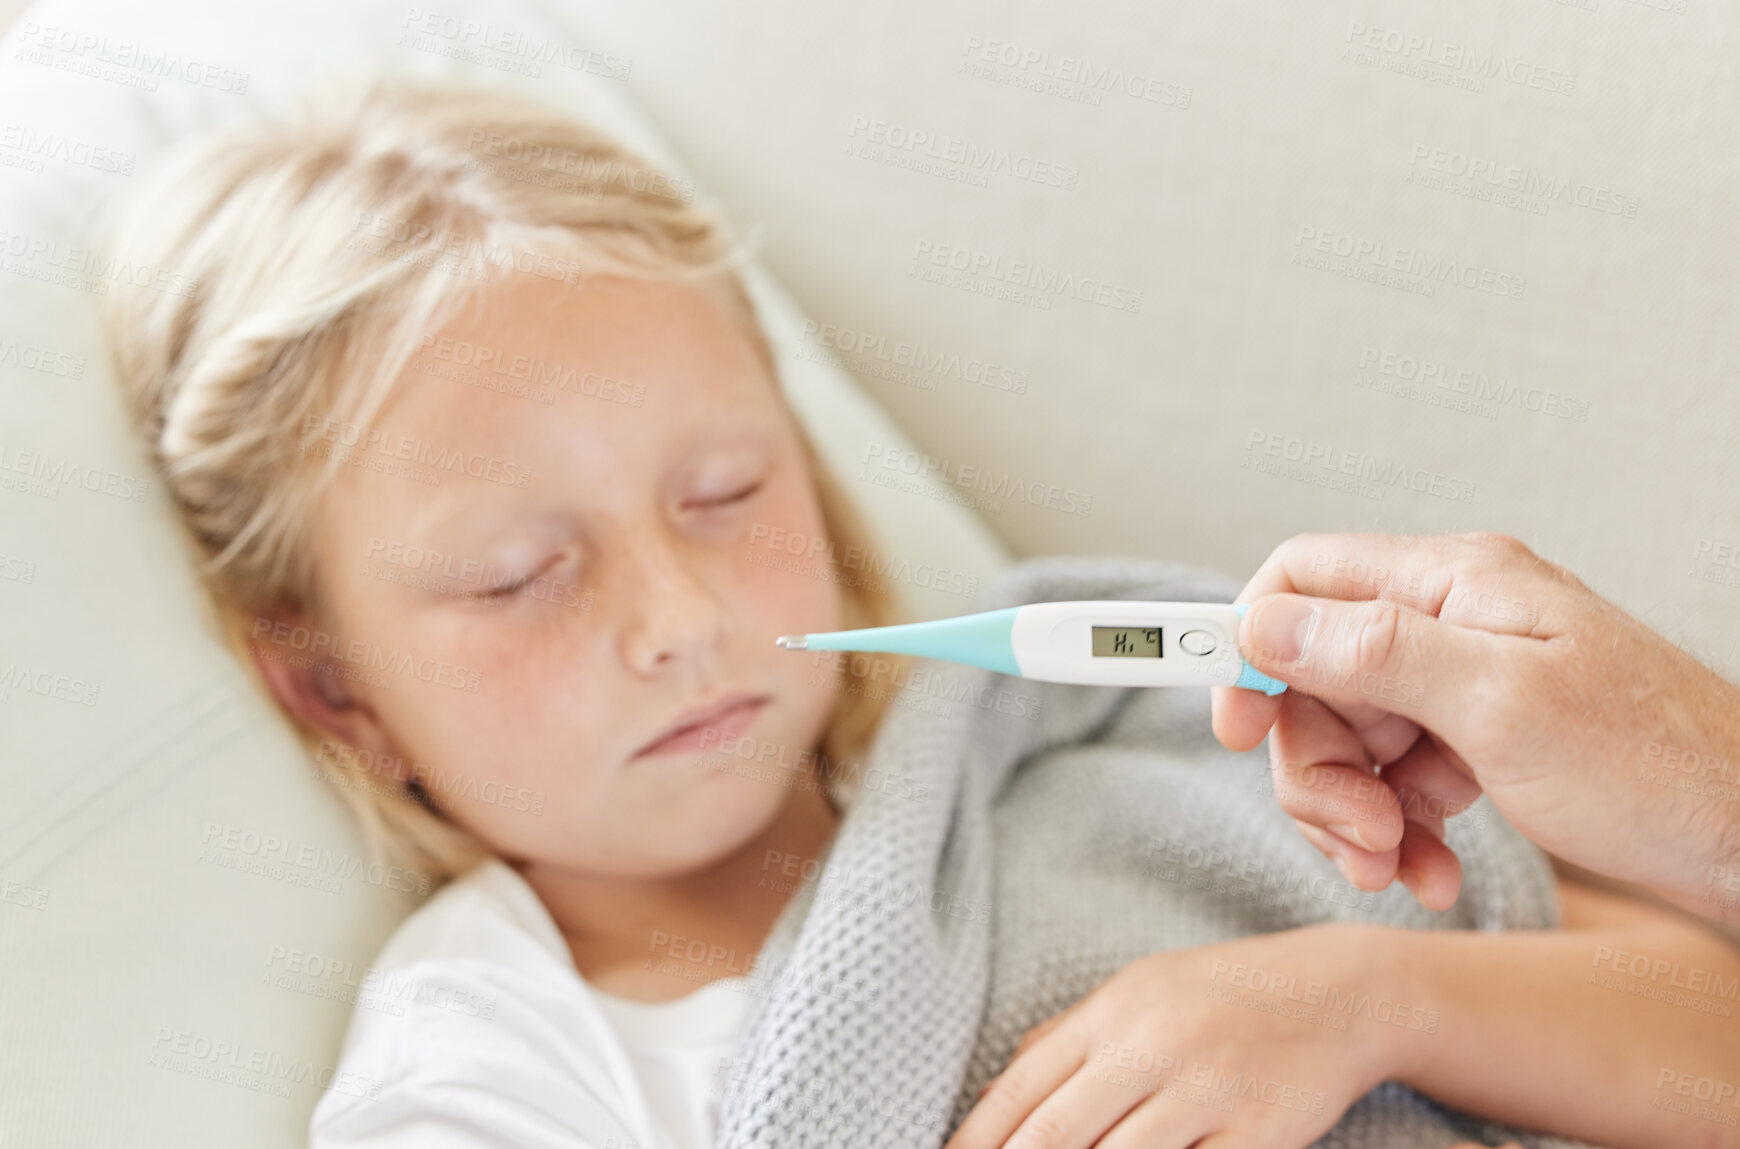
xmin=1268 ymin=690 xmax=1403 ymax=853
xmin=1378 ymin=739 xmax=1477 ymax=910
xmin=1211 ymin=682 xmax=1283 ymax=752
xmin=1316 ymin=695 xmax=1422 ymax=766
xmin=1296 ymin=820 xmax=1400 ymax=892
xmin=1241 ymin=532 xmax=1571 ymax=638
xmin=1214 ymin=531 xmax=1568 ymax=751
xmin=1379 ymin=736 xmax=1483 ymax=826
xmin=1394 ymin=819 xmax=1462 ymax=912
xmin=1238 ymin=591 xmax=1536 ymax=741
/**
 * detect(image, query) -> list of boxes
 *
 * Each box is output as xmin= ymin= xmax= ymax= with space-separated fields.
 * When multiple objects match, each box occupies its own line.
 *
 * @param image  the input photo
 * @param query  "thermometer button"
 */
xmin=1178 ymin=629 xmax=1217 ymax=657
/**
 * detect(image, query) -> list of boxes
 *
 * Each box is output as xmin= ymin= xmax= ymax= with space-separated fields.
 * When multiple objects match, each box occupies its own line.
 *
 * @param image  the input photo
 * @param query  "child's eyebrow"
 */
xmin=401 ymin=485 xmax=527 ymax=544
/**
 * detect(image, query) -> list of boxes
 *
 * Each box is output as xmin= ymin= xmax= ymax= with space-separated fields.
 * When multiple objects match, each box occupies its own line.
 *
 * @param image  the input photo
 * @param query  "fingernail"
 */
xmin=1330 ymin=854 xmax=1356 ymax=885
xmin=1327 ymin=821 xmax=1373 ymax=851
xmin=1397 ymin=865 xmax=1421 ymax=900
xmin=1251 ymin=597 xmax=1318 ymax=664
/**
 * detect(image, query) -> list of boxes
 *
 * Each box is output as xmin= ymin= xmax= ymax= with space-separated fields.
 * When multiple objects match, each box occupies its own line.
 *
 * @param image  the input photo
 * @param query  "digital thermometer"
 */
xmin=775 ymin=601 xmax=1287 ymax=694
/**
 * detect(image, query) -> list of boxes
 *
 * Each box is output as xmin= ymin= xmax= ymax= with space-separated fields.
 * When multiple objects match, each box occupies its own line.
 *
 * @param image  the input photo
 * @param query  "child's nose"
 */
xmin=614 ymin=540 xmax=727 ymax=673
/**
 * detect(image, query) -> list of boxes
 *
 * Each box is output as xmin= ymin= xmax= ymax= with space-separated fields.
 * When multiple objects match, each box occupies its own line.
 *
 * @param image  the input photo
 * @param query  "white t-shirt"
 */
xmin=309 ymin=858 xmax=751 ymax=1149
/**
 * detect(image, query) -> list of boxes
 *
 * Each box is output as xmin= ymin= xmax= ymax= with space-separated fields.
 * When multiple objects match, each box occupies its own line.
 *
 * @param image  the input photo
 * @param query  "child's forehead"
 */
xmin=341 ymin=273 xmax=783 ymax=486
xmin=404 ymin=286 xmax=760 ymax=411
xmin=435 ymin=271 xmax=743 ymax=350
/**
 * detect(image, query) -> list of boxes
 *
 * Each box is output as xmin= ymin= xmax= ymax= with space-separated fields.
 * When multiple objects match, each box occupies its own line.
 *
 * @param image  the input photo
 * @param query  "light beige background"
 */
xmin=564 ymin=0 xmax=1740 ymax=674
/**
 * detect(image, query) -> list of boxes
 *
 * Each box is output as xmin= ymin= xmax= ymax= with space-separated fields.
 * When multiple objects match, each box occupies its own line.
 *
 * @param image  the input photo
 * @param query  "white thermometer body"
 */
xmin=1011 ymin=600 xmax=1250 ymax=687
xmin=777 ymin=600 xmax=1287 ymax=695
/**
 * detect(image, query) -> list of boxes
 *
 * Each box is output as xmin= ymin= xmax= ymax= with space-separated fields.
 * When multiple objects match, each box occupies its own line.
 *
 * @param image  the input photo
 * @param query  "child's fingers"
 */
xmin=1011 ymin=1010 xmax=1071 ymax=1059
xmin=1094 ymin=1091 xmax=1223 ymax=1149
xmin=980 ymin=1009 xmax=1072 ymax=1093
xmin=945 ymin=1025 xmax=1089 ymax=1149
xmin=998 ymin=1066 xmax=1188 ymax=1149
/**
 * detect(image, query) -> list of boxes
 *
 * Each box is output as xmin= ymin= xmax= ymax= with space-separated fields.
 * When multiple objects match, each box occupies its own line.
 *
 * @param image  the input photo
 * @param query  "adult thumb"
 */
xmin=1239 ymin=591 xmax=1505 ymax=732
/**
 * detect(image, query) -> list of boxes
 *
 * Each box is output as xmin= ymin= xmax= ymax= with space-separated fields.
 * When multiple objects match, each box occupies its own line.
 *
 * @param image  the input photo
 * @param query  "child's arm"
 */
xmin=1385 ymin=874 xmax=1740 ymax=1149
xmin=947 ymin=877 xmax=1740 ymax=1149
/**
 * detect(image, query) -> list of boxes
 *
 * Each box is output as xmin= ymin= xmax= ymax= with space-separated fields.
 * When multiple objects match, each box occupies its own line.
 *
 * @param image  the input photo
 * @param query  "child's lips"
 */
xmin=631 ymin=694 xmax=769 ymax=759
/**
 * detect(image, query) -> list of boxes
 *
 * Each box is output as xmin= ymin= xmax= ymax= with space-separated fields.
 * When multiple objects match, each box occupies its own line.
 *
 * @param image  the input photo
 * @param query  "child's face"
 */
xmin=299 ymin=272 xmax=844 ymax=877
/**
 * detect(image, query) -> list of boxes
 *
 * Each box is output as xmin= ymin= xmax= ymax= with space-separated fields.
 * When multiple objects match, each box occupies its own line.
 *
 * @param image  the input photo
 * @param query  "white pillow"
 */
xmin=0 ymin=0 xmax=1008 ymax=1142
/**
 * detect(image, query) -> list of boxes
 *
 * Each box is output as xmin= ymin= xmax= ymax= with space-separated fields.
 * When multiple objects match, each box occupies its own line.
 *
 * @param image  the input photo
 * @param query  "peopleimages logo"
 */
xmin=799 ymin=320 xmax=1028 ymax=395
xmin=299 ymin=415 xmax=533 ymax=488
xmin=364 ymin=535 xmax=592 ymax=609
xmin=908 ymin=239 xmax=1143 ymax=314
xmin=747 ymin=523 xmax=981 ymax=599
xmin=0 ymin=123 xmax=136 ymax=175
xmin=15 ymin=21 xmax=251 ymax=94
xmin=250 ymin=616 xmax=482 ymax=694
xmin=420 ymin=335 xmax=645 ymax=405
xmin=1293 ymin=226 xmax=1525 ymax=301
xmin=0 ymin=663 xmax=100 ymax=706
xmin=200 ymin=823 xmax=432 ymax=896
xmin=0 ymin=335 xmax=86 ymax=377
xmin=959 ymin=35 xmax=1193 ymax=109
xmin=0 ymin=225 xmax=200 ymax=297
xmin=1356 ymin=346 xmax=1590 ymax=423
xmin=861 ymin=442 xmax=1093 ymax=517
xmin=398 ymin=8 xmax=633 ymax=80
xmin=0 ymin=441 xmax=152 ymax=502
xmin=1242 ymin=427 xmax=1476 ymax=505
xmin=845 ymin=116 xmax=1079 ymax=190
xmin=1406 ymin=144 xmax=1639 ymax=218
xmin=1342 ymin=21 xmax=1576 ymax=96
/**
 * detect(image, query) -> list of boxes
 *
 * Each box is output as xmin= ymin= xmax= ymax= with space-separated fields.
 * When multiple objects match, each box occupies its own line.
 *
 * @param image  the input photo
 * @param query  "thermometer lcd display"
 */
xmin=1091 ymin=626 xmax=1162 ymax=658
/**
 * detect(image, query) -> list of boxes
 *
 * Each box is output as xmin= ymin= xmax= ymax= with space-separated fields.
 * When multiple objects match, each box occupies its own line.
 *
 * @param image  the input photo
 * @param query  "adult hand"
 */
xmin=1211 ymin=532 xmax=1740 ymax=922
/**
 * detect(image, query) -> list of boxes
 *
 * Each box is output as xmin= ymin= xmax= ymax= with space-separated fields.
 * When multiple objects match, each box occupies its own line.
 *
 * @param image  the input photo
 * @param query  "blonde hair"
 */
xmin=101 ymin=78 xmax=904 ymax=887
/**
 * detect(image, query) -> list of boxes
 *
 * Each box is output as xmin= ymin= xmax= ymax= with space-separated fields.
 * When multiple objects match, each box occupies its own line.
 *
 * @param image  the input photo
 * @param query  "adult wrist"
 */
xmin=1651 ymin=667 xmax=1740 ymax=916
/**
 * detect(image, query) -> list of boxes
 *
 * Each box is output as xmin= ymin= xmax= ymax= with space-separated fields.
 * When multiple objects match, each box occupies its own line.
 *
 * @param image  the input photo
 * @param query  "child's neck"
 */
xmin=518 ymin=765 xmax=842 ymax=1004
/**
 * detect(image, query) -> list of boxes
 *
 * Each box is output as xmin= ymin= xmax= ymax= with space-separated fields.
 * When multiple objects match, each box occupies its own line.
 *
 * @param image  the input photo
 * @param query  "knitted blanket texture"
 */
xmin=714 ymin=555 xmax=1594 ymax=1149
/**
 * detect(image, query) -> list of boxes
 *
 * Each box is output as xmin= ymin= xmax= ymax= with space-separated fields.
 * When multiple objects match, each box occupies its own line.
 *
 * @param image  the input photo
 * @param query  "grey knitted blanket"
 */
xmin=714 ymin=555 xmax=1595 ymax=1149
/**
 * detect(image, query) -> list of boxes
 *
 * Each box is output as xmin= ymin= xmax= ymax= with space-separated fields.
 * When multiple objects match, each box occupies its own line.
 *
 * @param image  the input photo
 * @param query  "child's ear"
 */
xmin=247 ymin=610 xmax=396 ymax=758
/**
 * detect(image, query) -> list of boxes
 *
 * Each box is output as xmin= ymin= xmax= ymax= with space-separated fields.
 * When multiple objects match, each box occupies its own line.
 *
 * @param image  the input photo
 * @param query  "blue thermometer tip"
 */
xmin=1231 ymin=603 xmax=1287 ymax=696
xmin=771 ymin=607 xmax=1023 ymax=675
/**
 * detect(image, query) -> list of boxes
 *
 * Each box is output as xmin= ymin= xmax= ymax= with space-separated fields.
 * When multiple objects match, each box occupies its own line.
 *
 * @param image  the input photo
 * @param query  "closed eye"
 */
xmin=477 ymin=555 xmax=560 ymax=600
xmin=478 ymin=575 xmax=527 ymax=599
xmin=692 ymin=480 xmax=763 ymax=509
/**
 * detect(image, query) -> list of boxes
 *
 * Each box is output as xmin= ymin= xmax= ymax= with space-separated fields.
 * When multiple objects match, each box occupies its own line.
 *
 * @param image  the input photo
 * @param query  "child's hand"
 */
xmin=945 ymin=924 xmax=1421 ymax=1149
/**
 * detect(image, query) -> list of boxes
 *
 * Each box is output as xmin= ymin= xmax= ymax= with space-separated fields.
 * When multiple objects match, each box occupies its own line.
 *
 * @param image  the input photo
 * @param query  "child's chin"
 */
xmin=660 ymin=775 xmax=792 ymax=857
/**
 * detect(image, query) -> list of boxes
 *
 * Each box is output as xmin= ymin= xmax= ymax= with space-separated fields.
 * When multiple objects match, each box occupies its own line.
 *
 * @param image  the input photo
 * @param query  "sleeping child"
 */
xmin=99 ymin=79 xmax=1739 ymax=1149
